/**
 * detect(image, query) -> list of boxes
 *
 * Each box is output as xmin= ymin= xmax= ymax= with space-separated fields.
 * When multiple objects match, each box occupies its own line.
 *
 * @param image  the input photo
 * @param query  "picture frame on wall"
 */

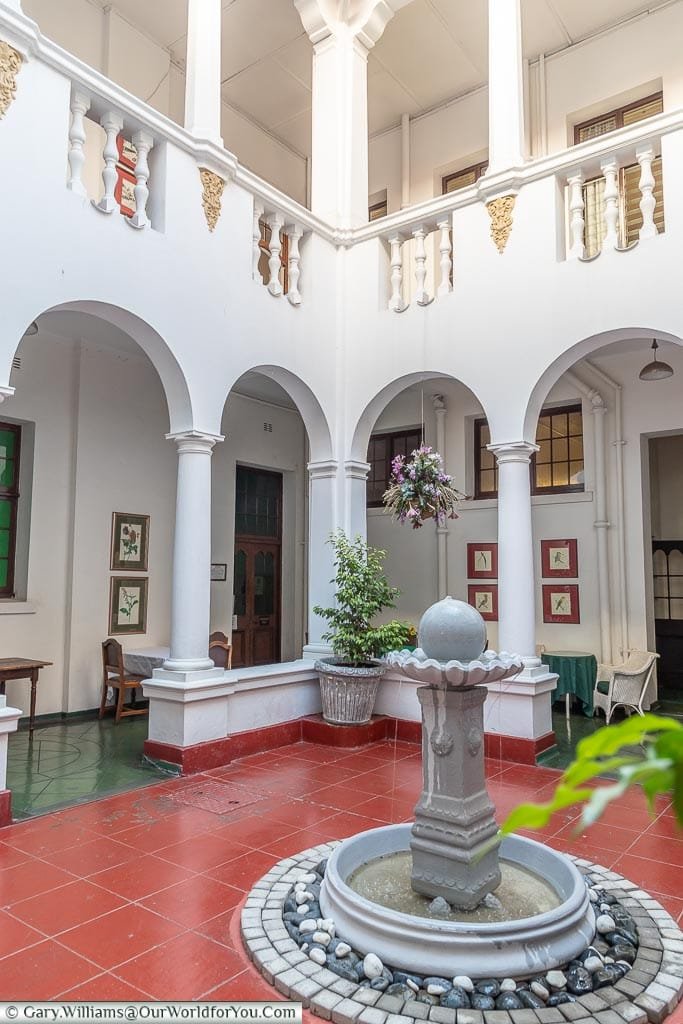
xmin=467 ymin=542 xmax=498 ymax=579
xmin=211 ymin=563 xmax=227 ymax=582
xmin=542 ymin=583 xmax=580 ymax=624
xmin=541 ymin=538 xmax=578 ymax=578
xmin=468 ymin=583 xmax=498 ymax=621
xmin=111 ymin=513 xmax=149 ymax=572
xmin=109 ymin=576 xmax=148 ymax=635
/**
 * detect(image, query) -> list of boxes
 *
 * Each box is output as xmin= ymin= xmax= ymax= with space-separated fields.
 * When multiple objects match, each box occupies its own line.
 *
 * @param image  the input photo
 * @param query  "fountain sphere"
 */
xmin=418 ymin=596 xmax=487 ymax=663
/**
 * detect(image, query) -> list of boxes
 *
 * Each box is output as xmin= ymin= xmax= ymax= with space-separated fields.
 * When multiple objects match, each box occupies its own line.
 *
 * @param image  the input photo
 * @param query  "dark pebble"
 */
xmin=475 ymin=979 xmax=500 ymax=998
xmin=386 ymin=983 xmax=413 ymax=999
xmin=548 ymin=994 xmax=575 ymax=1006
xmin=314 ymin=860 xmax=328 ymax=876
xmin=579 ymin=947 xmax=602 ymax=964
xmin=301 ymin=902 xmax=321 ymax=919
xmin=283 ymin=911 xmax=306 ymax=925
xmin=326 ymin=958 xmax=360 ymax=983
xmin=611 ymin=943 xmax=637 ymax=965
xmin=593 ymin=967 xmax=621 ymax=990
xmin=424 ymin=977 xmax=452 ymax=996
xmin=284 ymin=922 xmax=300 ymax=942
xmin=283 ymin=897 xmax=298 ymax=915
xmin=416 ymin=993 xmax=438 ymax=1006
xmin=471 ymin=995 xmax=496 ymax=1010
xmin=441 ymin=987 xmax=471 ymax=1010
xmin=566 ymin=966 xmax=593 ymax=995
xmin=518 ymin=991 xmax=546 ymax=1010
xmin=394 ymin=971 xmax=424 ymax=990
xmin=496 ymin=993 xmax=523 ymax=1010
xmin=369 ymin=978 xmax=389 ymax=992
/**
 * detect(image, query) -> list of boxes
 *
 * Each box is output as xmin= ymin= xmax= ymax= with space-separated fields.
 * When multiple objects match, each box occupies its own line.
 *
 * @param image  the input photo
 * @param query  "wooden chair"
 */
xmin=209 ymin=630 xmax=233 ymax=670
xmin=100 ymin=639 xmax=147 ymax=723
xmin=593 ymin=649 xmax=659 ymax=724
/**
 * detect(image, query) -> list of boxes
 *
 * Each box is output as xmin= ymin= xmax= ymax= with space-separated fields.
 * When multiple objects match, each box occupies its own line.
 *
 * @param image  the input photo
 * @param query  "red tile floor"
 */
xmin=0 ymin=738 xmax=682 ymax=1016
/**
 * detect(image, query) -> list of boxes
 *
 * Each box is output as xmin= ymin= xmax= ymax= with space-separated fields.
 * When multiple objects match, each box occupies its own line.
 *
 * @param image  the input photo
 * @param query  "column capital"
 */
xmin=487 ymin=440 xmax=538 ymax=464
xmin=294 ymin=0 xmax=412 ymax=48
xmin=344 ymin=459 xmax=370 ymax=480
xmin=433 ymin=393 xmax=447 ymax=415
xmin=308 ymin=459 xmax=339 ymax=480
xmin=166 ymin=430 xmax=224 ymax=455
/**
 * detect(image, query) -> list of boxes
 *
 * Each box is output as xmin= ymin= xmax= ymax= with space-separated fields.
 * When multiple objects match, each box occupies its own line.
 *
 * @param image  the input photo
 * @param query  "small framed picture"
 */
xmin=111 ymin=513 xmax=149 ymax=571
xmin=109 ymin=577 xmax=148 ymax=635
xmin=467 ymin=542 xmax=498 ymax=579
xmin=541 ymin=538 xmax=578 ymax=578
xmin=468 ymin=583 xmax=498 ymax=621
xmin=542 ymin=584 xmax=580 ymax=624
xmin=211 ymin=563 xmax=227 ymax=582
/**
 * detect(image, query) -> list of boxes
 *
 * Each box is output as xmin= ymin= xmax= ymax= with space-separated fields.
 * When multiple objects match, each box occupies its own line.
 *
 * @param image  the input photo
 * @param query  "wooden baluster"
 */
xmin=252 ymin=201 xmax=264 ymax=280
xmin=95 ymin=111 xmax=123 ymax=214
xmin=413 ymin=225 xmax=432 ymax=306
xmin=388 ymin=235 xmax=405 ymax=311
xmin=287 ymin=224 xmax=303 ymax=306
xmin=127 ymin=130 xmax=154 ymax=229
xmin=567 ymin=171 xmax=585 ymax=259
xmin=267 ymin=212 xmax=284 ymax=296
xmin=600 ymin=157 xmax=619 ymax=250
xmin=437 ymin=218 xmax=452 ymax=296
xmin=67 ymin=90 xmax=90 ymax=197
xmin=636 ymin=145 xmax=658 ymax=240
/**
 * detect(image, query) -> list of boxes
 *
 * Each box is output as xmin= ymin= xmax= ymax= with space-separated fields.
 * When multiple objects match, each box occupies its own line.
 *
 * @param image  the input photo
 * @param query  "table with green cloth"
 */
xmin=543 ymin=650 xmax=597 ymax=716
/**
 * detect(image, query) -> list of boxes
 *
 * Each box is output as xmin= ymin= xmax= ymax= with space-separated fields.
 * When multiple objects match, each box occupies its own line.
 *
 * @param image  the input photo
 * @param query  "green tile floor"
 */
xmin=7 ymin=715 xmax=173 ymax=820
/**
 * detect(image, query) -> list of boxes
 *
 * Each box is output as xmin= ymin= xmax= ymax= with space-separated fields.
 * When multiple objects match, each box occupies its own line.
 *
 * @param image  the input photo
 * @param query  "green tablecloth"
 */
xmin=544 ymin=650 xmax=597 ymax=715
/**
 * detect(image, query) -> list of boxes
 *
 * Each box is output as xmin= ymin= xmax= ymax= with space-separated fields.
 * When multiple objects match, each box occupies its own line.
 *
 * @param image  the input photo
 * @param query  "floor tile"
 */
xmin=41 ymin=836 xmax=140 ymax=876
xmin=140 ymin=875 xmax=244 ymax=928
xmin=0 ymin=859 xmax=77 ymax=906
xmin=626 ymin=830 xmax=683 ymax=865
xmin=114 ymin=931 xmax=236 ymax=999
xmin=88 ymin=854 xmax=196 ymax=900
xmin=208 ymin=850 xmax=280 ymax=890
xmin=0 ymin=909 xmax=45 ymax=959
xmin=114 ymin=809 xmax=226 ymax=852
xmin=155 ymin=834 xmax=252 ymax=872
xmin=57 ymin=903 xmax=184 ymax=969
xmin=0 ymin=940 xmax=101 ymax=999
xmin=612 ymin=852 xmax=683 ymax=896
xmin=58 ymin=973 xmax=154 ymax=1001
xmin=0 ymin=840 xmax=33 ymax=869
xmin=206 ymin=969 xmax=285 ymax=1000
xmin=0 ymin=822 xmax=100 ymax=858
xmin=9 ymin=878 xmax=127 ymax=935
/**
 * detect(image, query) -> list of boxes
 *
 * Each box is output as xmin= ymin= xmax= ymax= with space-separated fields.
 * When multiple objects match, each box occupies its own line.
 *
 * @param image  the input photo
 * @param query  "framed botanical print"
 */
xmin=541 ymin=538 xmax=578 ymax=578
xmin=467 ymin=542 xmax=498 ymax=579
xmin=542 ymin=584 xmax=580 ymax=624
xmin=109 ymin=576 xmax=148 ymax=635
xmin=111 ymin=513 xmax=149 ymax=571
xmin=468 ymin=583 xmax=498 ymax=621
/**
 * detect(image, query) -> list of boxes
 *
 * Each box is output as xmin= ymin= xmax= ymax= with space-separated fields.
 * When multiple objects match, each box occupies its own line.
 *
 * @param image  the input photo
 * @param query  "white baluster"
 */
xmin=600 ymin=157 xmax=619 ymax=250
xmin=567 ymin=171 xmax=585 ymax=259
xmin=413 ymin=225 xmax=432 ymax=306
xmin=252 ymin=201 xmax=264 ymax=280
xmin=94 ymin=111 xmax=124 ymax=214
xmin=67 ymin=90 xmax=90 ymax=198
xmin=127 ymin=130 xmax=153 ymax=229
xmin=388 ymin=235 xmax=405 ymax=312
xmin=267 ymin=212 xmax=284 ymax=297
xmin=636 ymin=145 xmax=658 ymax=240
xmin=287 ymin=224 xmax=303 ymax=307
xmin=437 ymin=218 xmax=452 ymax=296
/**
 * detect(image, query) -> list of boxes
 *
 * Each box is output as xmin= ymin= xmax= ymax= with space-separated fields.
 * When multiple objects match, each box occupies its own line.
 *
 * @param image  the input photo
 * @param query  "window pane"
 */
xmin=577 ymin=114 xmax=618 ymax=142
xmin=480 ymin=449 xmax=494 ymax=470
xmin=479 ymin=422 xmax=490 ymax=444
xmin=0 ymin=457 xmax=14 ymax=489
xmin=233 ymin=549 xmax=247 ymax=616
xmin=537 ymin=439 xmax=552 ymax=463
xmin=0 ymin=499 xmax=9 ymax=529
xmin=0 ymin=529 xmax=8 ymax=558
xmin=671 ymin=599 xmax=683 ymax=620
xmin=479 ymin=469 xmax=496 ymax=494
xmin=552 ymin=464 xmax=569 ymax=487
xmin=622 ymin=95 xmax=663 ymax=126
xmin=654 ymin=598 xmax=669 ymax=619
xmin=0 ymin=558 xmax=6 ymax=588
xmin=569 ymin=436 xmax=583 ymax=460
xmin=554 ymin=438 xmax=568 ymax=463
xmin=670 ymin=576 xmax=683 ymax=599
xmin=0 ymin=430 xmax=15 ymax=459
xmin=654 ymin=576 xmax=669 ymax=598
xmin=551 ymin=414 xmax=568 ymax=438
xmin=236 ymin=468 xmax=279 ymax=536
xmin=536 ymin=418 xmax=551 ymax=441
xmin=569 ymin=461 xmax=584 ymax=484
xmin=254 ymin=551 xmax=275 ymax=616
xmin=568 ymin=411 xmax=583 ymax=436
xmin=535 ymin=463 xmax=552 ymax=489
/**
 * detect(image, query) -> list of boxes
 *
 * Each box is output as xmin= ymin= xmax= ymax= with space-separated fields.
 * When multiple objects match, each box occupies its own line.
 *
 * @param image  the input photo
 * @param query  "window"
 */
xmin=235 ymin=466 xmax=282 ymax=537
xmin=0 ymin=422 xmax=20 ymax=597
xmin=369 ymin=199 xmax=388 ymax=221
xmin=442 ymin=160 xmax=488 ymax=195
xmin=257 ymin=220 xmax=289 ymax=293
xmin=473 ymin=405 xmax=584 ymax=499
xmin=575 ymin=93 xmax=664 ymax=257
xmin=367 ymin=428 xmax=421 ymax=507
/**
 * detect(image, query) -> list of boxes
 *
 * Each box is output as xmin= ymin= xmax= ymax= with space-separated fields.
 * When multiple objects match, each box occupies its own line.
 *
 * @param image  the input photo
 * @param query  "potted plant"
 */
xmin=313 ymin=531 xmax=413 ymax=725
xmin=383 ymin=444 xmax=466 ymax=528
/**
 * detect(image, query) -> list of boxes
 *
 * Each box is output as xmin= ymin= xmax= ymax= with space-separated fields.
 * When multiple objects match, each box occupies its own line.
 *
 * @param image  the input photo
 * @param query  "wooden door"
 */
xmin=652 ymin=541 xmax=683 ymax=696
xmin=231 ymin=468 xmax=282 ymax=668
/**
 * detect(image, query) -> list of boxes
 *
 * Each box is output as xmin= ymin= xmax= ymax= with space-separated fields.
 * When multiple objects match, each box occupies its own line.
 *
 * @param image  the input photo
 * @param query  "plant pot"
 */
xmin=314 ymin=658 xmax=387 ymax=725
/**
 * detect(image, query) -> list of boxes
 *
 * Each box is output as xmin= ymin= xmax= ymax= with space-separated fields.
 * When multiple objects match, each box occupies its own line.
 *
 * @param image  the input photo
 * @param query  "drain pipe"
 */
xmin=566 ymin=370 xmax=612 ymax=663
xmin=433 ymin=394 xmax=448 ymax=600
xmin=584 ymin=360 xmax=628 ymax=657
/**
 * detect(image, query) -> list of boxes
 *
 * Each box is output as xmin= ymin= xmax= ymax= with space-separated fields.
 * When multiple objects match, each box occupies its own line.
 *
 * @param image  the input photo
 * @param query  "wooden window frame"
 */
xmin=573 ymin=92 xmax=663 ymax=145
xmin=442 ymin=160 xmax=488 ymax=195
xmin=367 ymin=428 xmax=422 ymax=508
xmin=0 ymin=421 xmax=21 ymax=598
xmin=473 ymin=404 xmax=584 ymax=500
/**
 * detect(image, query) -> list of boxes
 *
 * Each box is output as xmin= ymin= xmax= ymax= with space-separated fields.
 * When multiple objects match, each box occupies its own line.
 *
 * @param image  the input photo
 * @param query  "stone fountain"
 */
xmin=318 ymin=597 xmax=596 ymax=977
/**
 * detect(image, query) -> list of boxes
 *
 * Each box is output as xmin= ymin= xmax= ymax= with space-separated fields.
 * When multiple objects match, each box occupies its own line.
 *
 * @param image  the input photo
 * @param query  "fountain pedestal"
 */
xmin=411 ymin=685 xmax=501 ymax=909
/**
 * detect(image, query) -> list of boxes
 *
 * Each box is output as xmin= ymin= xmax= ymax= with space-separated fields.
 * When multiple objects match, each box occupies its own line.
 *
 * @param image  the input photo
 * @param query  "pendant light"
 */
xmin=639 ymin=339 xmax=673 ymax=382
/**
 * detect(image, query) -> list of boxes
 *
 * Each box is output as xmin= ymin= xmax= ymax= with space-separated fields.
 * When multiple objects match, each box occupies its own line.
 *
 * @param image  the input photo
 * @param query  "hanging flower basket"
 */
xmin=383 ymin=445 xmax=466 ymax=529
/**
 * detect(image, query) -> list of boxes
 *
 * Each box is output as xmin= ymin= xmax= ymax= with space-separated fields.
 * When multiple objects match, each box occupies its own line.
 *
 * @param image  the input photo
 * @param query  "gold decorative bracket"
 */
xmin=199 ymin=168 xmax=226 ymax=232
xmin=486 ymin=194 xmax=516 ymax=254
xmin=0 ymin=40 xmax=23 ymax=119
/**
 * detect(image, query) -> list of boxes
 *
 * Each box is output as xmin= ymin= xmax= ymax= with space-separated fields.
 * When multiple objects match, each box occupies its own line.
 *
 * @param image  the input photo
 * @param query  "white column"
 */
xmin=489 ymin=441 xmax=537 ymax=659
xmin=601 ymin=157 xmax=620 ymax=250
xmin=344 ymin=460 xmax=369 ymax=542
xmin=67 ymin=91 xmax=90 ymax=198
xmin=303 ymin=460 xmax=339 ymax=659
xmin=128 ymin=130 xmax=153 ymax=230
xmin=437 ymin=219 xmax=453 ymax=296
xmin=487 ymin=0 xmax=526 ymax=172
xmin=433 ymin=396 xmax=448 ymax=600
xmin=401 ymin=112 xmax=411 ymax=209
xmin=184 ymin=0 xmax=223 ymax=146
xmin=591 ymin=394 xmax=612 ymax=664
xmin=567 ymin=172 xmax=585 ymax=260
xmin=636 ymin=145 xmax=658 ymax=240
xmin=95 ymin=111 xmax=123 ymax=214
xmin=164 ymin=431 xmax=223 ymax=673
xmin=388 ymin=234 xmax=406 ymax=311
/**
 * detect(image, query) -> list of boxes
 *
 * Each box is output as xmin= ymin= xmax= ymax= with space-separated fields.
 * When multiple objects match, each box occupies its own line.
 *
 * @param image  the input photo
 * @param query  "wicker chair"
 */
xmin=209 ymin=630 xmax=232 ymax=670
xmin=593 ymin=650 xmax=659 ymax=724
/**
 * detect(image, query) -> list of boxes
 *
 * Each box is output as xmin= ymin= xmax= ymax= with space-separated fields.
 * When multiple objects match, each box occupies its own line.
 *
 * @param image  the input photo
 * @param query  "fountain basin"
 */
xmin=319 ymin=824 xmax=595 ymax=978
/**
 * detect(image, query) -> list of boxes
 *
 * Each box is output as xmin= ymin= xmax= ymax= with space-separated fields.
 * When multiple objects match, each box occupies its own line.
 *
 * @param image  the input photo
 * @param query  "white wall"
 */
xmin=649 ymin=434 xmax=683 ymax=539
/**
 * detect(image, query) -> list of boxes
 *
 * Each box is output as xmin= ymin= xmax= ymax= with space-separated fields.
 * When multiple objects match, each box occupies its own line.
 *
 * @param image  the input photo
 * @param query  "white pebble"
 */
xmin=583 ymin=956 xmax=603 ymax=974
xmin=546 ymin=971 xmax=566 ymax=990
xmin=500 ymin=979 xmax=517 ymax=992
xmin=312 ymin=931 xmax=331 ymax=947
xmin=294 ymin=882 xmax=308 ymax=892
xmin=406 ymin=979 xmax=420 ymax=993
xmin=363 ymin=953 xmax=384 ymax=980
xmin=596 ymin=914 xmax=616 ymax=934
xmin=298 ymin=872 xmax=317 ymax=884
xmin=604 ymin=956 xmax=614 ymax=964
xmin=589 ymin=890 xmax=599 ymax=903
xmin=318 ymin=918 xmax=336 ymax=936
xmin=309 ymin=948 xmax=326 ymax=966
xmin=531 ymin=982 xmax=549 ymax=1001
xmin=295 ymin=890 xmax=313 ymax=905
xmin=452 ymin=977 xmax=474 ymax=993
xmin=335 ymin=942 xmax=352 ymax=959
xmin=299 ymin=920 xmax=317 ymax=934
xmin=297 ymin=904 xmax=309 ymax=915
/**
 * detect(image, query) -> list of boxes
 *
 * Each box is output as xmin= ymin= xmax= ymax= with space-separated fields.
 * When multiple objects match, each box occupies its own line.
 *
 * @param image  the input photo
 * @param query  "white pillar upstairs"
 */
xmin=184 ymin=0 xmax=223 ymax=146
xmin=294 ymin=0 xmax=410 ymax=228
xmin=0 ymin=695 xmax=22 ymax=826
xmin=487 ymin=440 xmax=558 ymax=751
xmin=303 ymin=460 xmax=340 ymax=660
xmin=344 ymin=460 xmax=370 ymax=542
xmin=434 ymin=395 xmax=448 ymax=601
xmin=487 ymin=0 xmax=526 ymax=173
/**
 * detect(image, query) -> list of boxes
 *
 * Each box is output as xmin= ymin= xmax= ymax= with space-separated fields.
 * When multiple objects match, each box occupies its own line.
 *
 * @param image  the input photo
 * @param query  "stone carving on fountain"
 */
xmin=386 ymin=597 xmax=523 ymax=910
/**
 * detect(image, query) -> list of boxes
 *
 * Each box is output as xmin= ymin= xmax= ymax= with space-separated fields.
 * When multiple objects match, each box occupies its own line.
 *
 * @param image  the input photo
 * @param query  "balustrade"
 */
xmin=385 ymin=218 xmax=453 ymax=313
xmin=253 ymin=199 xmax=306 ymax=306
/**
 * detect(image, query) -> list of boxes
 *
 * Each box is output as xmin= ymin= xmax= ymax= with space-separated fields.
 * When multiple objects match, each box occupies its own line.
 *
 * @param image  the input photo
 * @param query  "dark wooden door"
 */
xmin=231 ymin=468 xmax=282 ymax=668
xmin=652 ymin=541 xmax=683 ymax=696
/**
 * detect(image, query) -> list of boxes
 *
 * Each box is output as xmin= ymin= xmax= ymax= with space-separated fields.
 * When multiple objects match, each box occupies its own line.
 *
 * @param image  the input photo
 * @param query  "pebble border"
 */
xmin=241 ymin=841 xmax=683 ymax=1024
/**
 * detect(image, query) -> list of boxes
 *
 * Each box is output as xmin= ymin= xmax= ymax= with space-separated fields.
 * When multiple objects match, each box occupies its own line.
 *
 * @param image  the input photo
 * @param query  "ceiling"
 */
xmin=98 ymin=0 xmax=664 ymax=158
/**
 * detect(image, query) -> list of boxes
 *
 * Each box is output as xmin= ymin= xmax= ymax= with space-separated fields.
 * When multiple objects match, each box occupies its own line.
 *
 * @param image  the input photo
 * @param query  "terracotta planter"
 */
xmin=314 ymin=658 xmax=387 ymax=725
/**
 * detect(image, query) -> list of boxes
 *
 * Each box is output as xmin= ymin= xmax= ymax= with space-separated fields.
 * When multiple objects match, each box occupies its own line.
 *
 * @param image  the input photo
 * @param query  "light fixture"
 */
xmin=639 ymin=339 xmax=673 ymax=382
xmin=23 ymin=321 xmax=38 ymax=337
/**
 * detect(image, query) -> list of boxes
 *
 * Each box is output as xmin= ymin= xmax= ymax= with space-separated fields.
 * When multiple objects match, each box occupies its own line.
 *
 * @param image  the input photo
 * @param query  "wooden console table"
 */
xmin=0 ymin=659 xmax=53 ymax=738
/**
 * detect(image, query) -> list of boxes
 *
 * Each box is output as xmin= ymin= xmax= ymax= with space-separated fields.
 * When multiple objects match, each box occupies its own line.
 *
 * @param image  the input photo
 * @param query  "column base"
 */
xmin=302 ymin=643 xmax=333 ymax=662
xmin=158 ymin=659 xmax=217 ymax=675
xmin=143 ymin=669 xmax=234 ymax=747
